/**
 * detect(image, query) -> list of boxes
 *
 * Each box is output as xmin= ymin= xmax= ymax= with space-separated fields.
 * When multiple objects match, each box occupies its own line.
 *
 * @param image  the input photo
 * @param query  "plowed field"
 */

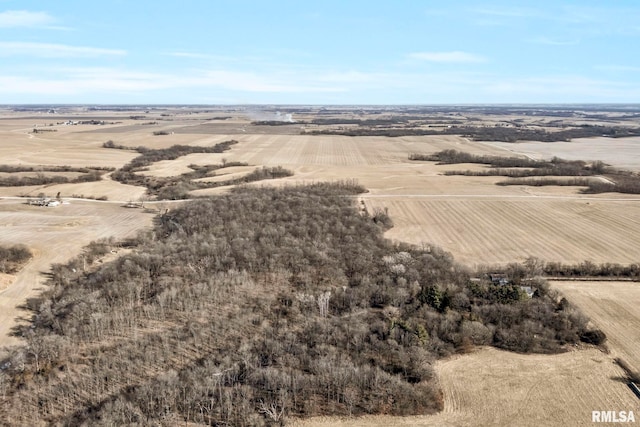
xmin=553 ymin=281 xmax=640 ymax=375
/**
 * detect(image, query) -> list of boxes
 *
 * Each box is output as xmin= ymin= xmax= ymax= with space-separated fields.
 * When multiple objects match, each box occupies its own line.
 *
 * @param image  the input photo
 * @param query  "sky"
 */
xmin=1 ymin=1 xmax=640 ymax=104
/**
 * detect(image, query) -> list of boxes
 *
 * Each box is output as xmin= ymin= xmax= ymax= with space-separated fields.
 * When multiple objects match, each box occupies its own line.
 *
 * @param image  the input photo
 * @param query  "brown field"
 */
xmin=480 ymin=137 xmax=640 ymax=171
xmin=292 ymin=347 xmax=639 ymax=427
xmin=2 ymin=111 xmax=639 ymax=266
xmin=552 ymin=281 xmax=640 ymax=375
xmin=138 ymin=153 xmax=230 ymax=177
xmin=0 ymin=171 xmax=86 ymax=179
xmin=0 ymin=177 xmax=148 ymax=201
xmin=192 ymin=165 xmax=259 ymax=183
xmin=363 ymin=197 xmax=640 ymax=266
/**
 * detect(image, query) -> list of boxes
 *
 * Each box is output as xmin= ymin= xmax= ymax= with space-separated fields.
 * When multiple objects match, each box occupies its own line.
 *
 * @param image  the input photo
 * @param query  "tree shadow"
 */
xmin=610 ymin=375 xmax=630 ymax=384
xmin=8 ymin=296 xmax=46 ymax=338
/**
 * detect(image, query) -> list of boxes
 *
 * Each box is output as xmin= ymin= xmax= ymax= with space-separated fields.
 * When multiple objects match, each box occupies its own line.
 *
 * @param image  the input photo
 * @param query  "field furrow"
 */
xmin=553 ymin=281 xmax=640 ymax=374
xmin=367 ymin=197 xmax=640 ymax=265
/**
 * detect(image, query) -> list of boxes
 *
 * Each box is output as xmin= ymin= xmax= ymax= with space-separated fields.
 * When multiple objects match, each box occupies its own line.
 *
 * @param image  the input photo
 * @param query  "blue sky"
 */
xmin=1 ymin=1 xmax=640 ymax=104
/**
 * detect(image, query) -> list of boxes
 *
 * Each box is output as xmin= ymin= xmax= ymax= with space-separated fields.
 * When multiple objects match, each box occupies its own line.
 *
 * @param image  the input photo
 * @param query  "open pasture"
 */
xmin=0 ymin=177 xmax=148 ymax=201
xmin=137 ymin=152 xmax=230 ymax=177
xmin=0 ymin=118 xmax=139 ymax=169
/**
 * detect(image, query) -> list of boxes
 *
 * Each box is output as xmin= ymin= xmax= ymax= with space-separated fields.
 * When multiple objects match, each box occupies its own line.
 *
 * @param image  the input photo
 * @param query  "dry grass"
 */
xmin=0 ymin=177 xmax=147 ymax=201
xmin=137 ymin=153 xmax=230 ymax=177
xmin=0 ymin=273 xmax=15 ymax=292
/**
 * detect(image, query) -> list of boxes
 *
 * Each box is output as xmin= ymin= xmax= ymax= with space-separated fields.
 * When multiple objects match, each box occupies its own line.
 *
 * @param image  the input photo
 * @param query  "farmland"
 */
xmin=552 ymin=281 xmax=640 ymax=375
xmin=363 ymin=197 xmax=640 ymax=266
xmin=196 ymin=132 xmax=640 ymax=266
xmin=0 ymin=105 xmax=639 ymax=425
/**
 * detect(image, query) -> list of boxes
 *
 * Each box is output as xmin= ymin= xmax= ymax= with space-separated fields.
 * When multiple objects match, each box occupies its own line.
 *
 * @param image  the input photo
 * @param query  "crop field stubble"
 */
xmin=552 ymin=281 xmax=640 ymax=375
xmin=363 ymin=197 xmax=640 ymax=266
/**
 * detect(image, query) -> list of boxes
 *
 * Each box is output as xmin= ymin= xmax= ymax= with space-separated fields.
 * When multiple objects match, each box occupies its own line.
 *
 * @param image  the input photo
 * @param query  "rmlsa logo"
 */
xmin=592 ymin=410 xmax=635 ymax=423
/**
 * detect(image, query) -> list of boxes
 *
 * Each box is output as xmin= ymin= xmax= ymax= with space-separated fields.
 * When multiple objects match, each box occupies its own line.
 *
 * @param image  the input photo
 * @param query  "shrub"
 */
xmin=0 ymin=244 xmax=32 ymax=273
xmin=580 ymin=329 xmax=607 ymax=345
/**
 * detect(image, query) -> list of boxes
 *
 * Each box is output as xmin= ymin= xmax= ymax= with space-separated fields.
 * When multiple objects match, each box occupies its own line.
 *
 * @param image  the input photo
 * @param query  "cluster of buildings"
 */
xmin=27 ymin=197 xmax=60 ymax=207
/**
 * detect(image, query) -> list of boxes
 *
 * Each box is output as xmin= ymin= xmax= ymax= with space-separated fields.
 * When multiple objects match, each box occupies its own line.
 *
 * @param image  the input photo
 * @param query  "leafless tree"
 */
xmin=317 ymin=291 xmax=331 ymax=317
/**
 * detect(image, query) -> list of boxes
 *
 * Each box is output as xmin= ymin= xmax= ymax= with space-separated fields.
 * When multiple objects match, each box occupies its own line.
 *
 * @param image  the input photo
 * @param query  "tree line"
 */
xmin=0 ymin=165 xmax=114 ymax=187
xmin=311 ymin=124 xmax=640 ymax=142
xmin=105 ymin=140 xmax=292 ymax=199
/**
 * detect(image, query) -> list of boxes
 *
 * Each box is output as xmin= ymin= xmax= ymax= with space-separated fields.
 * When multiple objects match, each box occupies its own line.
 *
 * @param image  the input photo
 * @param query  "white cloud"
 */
xmin=594 ymin=65 xmax=640 ymax=72
xmin=528 ymin=36 xmax=579 ymax=46
xmin=408 ymin=51 xmax=487 ymax=63
xmin=167 ymin=52 xmax=212 ymax=59
xmin=0 ymin=42 xmax=126 ymax=57
xmin=0 ymin=70 xmax=169 ymax=95
xmin=1 ymin=64 xmax=638 ymax=104
xmin=0 ymin=10 xmax=55 ymax=28
xmin=0 ymin=67 xmax=344 ymax=98
xmin=473 ymin=6 xmax=537 ymax=18
xmin=197 ymin=70 xmax=343 ymax=93
xmin=481 ymin=75 xmax=640 ymax=101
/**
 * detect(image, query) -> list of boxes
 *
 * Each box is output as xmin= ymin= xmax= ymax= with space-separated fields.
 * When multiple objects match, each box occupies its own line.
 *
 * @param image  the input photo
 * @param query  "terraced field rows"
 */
xmin=227 ymin=135 xmax=474 ymax=167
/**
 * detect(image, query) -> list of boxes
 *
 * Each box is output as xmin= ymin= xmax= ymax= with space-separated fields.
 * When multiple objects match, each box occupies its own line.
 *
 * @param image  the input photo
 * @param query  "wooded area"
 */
xmin=0 ymin=183 xmax=600 ymax=426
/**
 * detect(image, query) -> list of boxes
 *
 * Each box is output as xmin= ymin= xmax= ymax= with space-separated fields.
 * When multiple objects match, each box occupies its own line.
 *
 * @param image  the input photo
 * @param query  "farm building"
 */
xmin=520 ymin=286 xmax=535 ymax=298
xmin=27 ymin=197 xmax=61 ymax=207
xmin=488 ymin=273 xmax=509 ymax=286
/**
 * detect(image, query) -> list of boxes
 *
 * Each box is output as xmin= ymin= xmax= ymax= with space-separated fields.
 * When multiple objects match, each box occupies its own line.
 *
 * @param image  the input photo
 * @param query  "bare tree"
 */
xmin=317 ymin=291 xmax=331 ymax=317
xmin=258 ymin=398 xmax=284 ymax=423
